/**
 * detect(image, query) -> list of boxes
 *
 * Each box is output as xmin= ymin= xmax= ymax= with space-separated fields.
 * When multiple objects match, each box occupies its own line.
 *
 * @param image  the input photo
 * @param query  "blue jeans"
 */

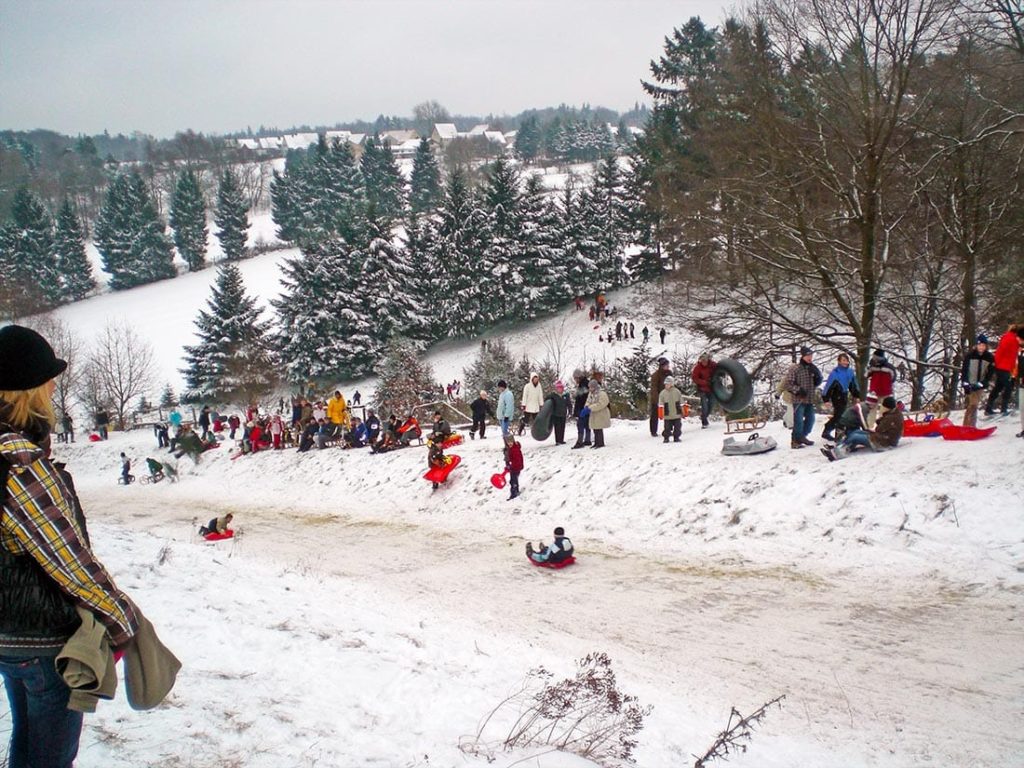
xmin=834 ymin=429 xmax=871 ymax=459
xmin=0 ymin=654 xmax=83 ymax=768
xmin=792 ymin=403 xmax=815 ymax=442
xmin=500 ymin=418 xmax=511 ymax=438
xmin=576 ymin=413 xmax=591 ymax=444
xmin=699 ymin=392 xmax=714 ymax=426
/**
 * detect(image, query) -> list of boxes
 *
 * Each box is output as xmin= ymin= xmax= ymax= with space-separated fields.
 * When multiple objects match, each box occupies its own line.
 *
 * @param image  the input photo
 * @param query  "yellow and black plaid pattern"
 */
xmin=1 ymin=433 xmax=139 ymax=647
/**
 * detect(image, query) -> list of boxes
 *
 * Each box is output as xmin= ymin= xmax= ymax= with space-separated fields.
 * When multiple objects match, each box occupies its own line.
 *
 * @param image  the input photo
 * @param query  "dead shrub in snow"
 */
xmin=462 ymin=652 xmax=650 ymax=765
xmin=693 ymin=695 xmax=784 ymax=767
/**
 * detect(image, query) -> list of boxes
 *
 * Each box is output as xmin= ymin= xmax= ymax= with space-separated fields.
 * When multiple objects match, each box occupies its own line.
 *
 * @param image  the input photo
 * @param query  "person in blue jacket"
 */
xmin=344 ymin=416 xmax=369 ymax=448
xmin=496 ymin=379 xmax=516 ymax=438
xmin=821 ymin=353 xmax=860 ymax=441
xmin=527 ymin=527 xmax=574 ymax=564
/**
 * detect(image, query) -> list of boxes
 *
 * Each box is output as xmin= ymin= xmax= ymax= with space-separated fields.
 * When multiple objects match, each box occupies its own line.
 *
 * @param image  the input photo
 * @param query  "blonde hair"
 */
xmin=0 ymin=385 xmax=56 ymax=430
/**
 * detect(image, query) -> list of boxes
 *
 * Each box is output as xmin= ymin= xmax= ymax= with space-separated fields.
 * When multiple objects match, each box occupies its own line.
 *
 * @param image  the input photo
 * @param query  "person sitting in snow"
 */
xmin=199 ymin=513 xmax=233 ymax=537
xmin=527 ymin=527 xmax=574 ymax=564
xmin=429 ymin=410 xmax=452 ymax=442
xmin=297 ymin=418 xmax=318 ymax=453
xmin=822 ymin=396 xmax=904 ymax=461
xmin=343 ymin=416 xmax=368 ymax=448
xmin=397 ymin=413 xmax=421 ymax=446
xmin=364 ymin=409 xmax=381 ymax=442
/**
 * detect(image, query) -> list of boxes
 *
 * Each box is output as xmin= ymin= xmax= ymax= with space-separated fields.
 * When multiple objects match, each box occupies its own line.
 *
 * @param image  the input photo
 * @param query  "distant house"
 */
xmin=282 ymin=132 xmax=318 ymax=151
xmin=392 ymin=138 xmax=421 ymax=159
xmin=467 ymin=124 xmax=489 ymax=137
xmin=324 ymin=130 xmax=366 ymax=147
xmin=431 ymin=123 xmax=458 ymax=145
xmin=234 ymin=138 xmax=259 ymax=151
xmin=381 ymin=129 xmax=419 ymax=146
xmin=483 ymin=131 xmax=507 ymax=146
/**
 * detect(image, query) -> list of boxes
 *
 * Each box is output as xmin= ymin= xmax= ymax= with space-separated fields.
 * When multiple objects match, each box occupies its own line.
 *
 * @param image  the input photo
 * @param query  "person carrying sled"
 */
xmin=504 ymin=434 xmax=524 ymax=500
xmin=658 ymin=376 xmax=684 ymax=443
xmin=649 ymin=357 xmax=672 ymax=437
xmin=527 ymin=527 xmax=574 ymax=564
xmin=470 ymin=391 xmax=493 ymax=440
xmin=691 ymin=353 xmax=717 ymax=429
xmin=961 ymin=335 xmax=995 ymax=428
xmin=820 ymin=353 xmax=860 ymax=441
xmin=521 ymin=373 xmax=544 ymax=429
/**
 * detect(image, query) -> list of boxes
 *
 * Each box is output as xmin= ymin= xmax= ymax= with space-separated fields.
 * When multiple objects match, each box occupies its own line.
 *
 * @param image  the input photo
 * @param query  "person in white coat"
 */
xmin=521 ymin=372 xmax=544 ymax=428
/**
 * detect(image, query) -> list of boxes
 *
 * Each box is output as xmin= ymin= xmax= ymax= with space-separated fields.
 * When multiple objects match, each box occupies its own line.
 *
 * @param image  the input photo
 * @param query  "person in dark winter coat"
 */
xmin=297 ymin=419 xmax=318 ymax=453
xmin=784 ymin=347 xmax=823 ymax=449
xmin=823 ymin=396 xmax=903 ymax=460
xmin=430 ymin=411 xmax=452 ymax=441
xmin=649 ymin=357 xmax=672 ymax=437
xmin=544 ymin=381 xmax=571 ymax=445
xmin=961 ymin=335 xmax=995 ymax=427
xmin=571 ymin=370 xmax=592 ymax=449
xmin=198 ymin=406 xmax=211 ymax=440
xmin=691 ymin=354 xmax=717 ymax=429
xmin=527 ymin=526 xmax=574 ymax=564
xmin=985 ymin=324 xmax=1023 ymax=416
xmin=364 ymin=409 xmax=381 ymax=442
xmin=469 ymin=391 xmax=493 ymax=440
xmin=504 ymin=435 xmax=524 ymax=500
xmin=0 ymin=325 xmax=142 ymax=768
xmin=820 ymin=353 xmax=860 ymax=440
xmin=119 ymin=452 xmax=131 ymax=484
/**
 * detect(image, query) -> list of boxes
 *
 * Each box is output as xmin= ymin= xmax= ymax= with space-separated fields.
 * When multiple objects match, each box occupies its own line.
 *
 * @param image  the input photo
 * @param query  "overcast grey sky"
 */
xmin=1 ymin=0 xmax=733 ymax=138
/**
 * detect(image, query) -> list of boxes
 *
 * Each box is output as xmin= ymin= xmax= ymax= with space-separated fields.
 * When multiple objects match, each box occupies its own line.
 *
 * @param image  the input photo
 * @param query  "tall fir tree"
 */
xmin=558 ymin=179 xmax=600 ymax=298
xmin=5 ymin=188 xmax=61 ymax=308
xmin=53 ymin=198 xmax=96 ymax=302
xmin=480 ymin=157 xmax=523 ymax=322
xmin=215 ymin=168 xmax=248 ymax=261
xmin=587 ymin=155 xmax=631 ymax=289
xmin=181 ymin=262 xmax=273 ymax=403
xmin=361 ymin=136 xmax=405 ymax=225
xmin=314 ymin=138 xmax=365 ymax=245
xmin=272 ymin=237 xmax=375 ymax=382
xmin=409 ymin=138 xmax=442 ymax=215
xmin=519 ymin=173 xmax=567 ymax=315
xmin=170 ymin=168 xmax=208 ymax=270
xmin=514 ymin=115 xmax=543 ymax=161
xmin=435 ymin=168 xmax=488 ymax=337
xmin=95 ymin=172 xmax=175 ymax=290
xmin=360 ymin=215 xmax=421 ymax=343
xmin=403 ymin=212 xmax=442 ymax=341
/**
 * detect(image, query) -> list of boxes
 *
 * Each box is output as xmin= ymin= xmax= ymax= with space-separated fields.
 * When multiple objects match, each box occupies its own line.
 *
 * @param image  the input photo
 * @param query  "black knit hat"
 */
xmin=0 ymin=325 xmax=68 ymax=391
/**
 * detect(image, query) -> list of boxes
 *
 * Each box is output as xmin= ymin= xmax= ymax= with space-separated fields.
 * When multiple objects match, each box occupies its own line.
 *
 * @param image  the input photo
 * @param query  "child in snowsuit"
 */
xmin=658 ymin=376 xmax=684 ymax=442
xmin=527 ymin=527 xmax=574 ymax=564
xmin=504 ymin=434 xmax=524 ymax=500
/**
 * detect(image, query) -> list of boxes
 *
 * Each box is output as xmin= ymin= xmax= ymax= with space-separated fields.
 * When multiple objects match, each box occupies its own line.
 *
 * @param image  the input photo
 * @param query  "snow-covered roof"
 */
xmin=347 ymin=133 xmax=366 ymax=146
xmin=503 ymin=130 xmax=517 ymax=141
xmin=257 ymin=136 xmax=283 ymax=150
xmin=282 ymin=133 xmax=318 ymax=150
xmin=325 ymin=130 xmax=351 ymax=140
xmin=432 ymin=123 xmax=458 ymax=140
xmin=467 ymin=124 xmax=489 ymax=137
xmin=483 ymin=131 xmax=506 ymax=145
xmin=235 ymin=138 xmax=259 ymax=150
xmin=382 ymin=129 xmax=419 ymax=144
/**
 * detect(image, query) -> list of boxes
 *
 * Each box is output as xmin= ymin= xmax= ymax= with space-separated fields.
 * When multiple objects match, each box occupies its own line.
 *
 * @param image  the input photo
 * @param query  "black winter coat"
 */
xmin=470 ymin=398 xmax=494 ymax=420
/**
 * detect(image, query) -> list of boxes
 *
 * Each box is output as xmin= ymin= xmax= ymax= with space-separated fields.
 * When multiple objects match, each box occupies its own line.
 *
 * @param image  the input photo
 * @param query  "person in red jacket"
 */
xmin=986 ymin=324 xmax=1023 ymax=417
xmin=691 ymin=353 xmax=717 ymax=429
xmin=865 ymin=349 xmax=897 ymax=427
xmin=504 ymin=435 xmax=524 ymax=500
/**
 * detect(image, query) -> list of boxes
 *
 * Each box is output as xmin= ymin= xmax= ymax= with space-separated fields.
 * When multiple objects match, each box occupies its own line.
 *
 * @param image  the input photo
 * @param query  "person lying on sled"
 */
xmin=527 ymin=526 xmax=574 ymax=564
xmin=199 ymin=513 xmax=233 ymax=536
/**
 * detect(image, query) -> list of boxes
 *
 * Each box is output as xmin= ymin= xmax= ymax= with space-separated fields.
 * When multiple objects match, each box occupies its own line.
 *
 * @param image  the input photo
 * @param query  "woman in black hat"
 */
xmin=0 ymin=324 xmax=140 ymax=768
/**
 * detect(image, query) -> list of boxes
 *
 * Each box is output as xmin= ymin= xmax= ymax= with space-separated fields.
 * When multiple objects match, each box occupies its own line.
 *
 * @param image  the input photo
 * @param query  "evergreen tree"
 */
xmin=270 ymin=169 xmax=301 ymax=243
xmin=361 ymin=136 xmax=405 ymax=225
xmin=95 ymin=171 xmax=175 ymax=290
xmin=404 ymin=212 xmax=442 ymax=341
xmin=607 ymin=340 xmax=654 ymax=419
xmin=181 ymin=262 xmax=273 ymax=403
xmin=272 ymin=238 xmax=375 ymax=382
xmin=361 ymin=216 xmax=420 ymax=343
xmin=5 ymin=188 xmax=60 ymax=307
xmin=373 ymin=337 xmax=436 ymax=416
xmin=215 ymin=168 xmax=248 ymax=261
xmin=519 ymin=173 xmax=566 ymax=315
xmin=558 ymin=179 xmax=600 ymax=297
xmin=314 ymin=138 xmax=365 ymax=245
xmin=409 ymin=138 xmax=442 ymax=215
xmin=588 ymin=155 xmax=631 ymax=289
xmin=53 ymin=198 xmax=96 ymax=301
xmin=435 ymin=168 xmax=488 ymax=337
xmin=159 ymin=383 xmax=178 ymax=410
xmin=462 ymin=338 xmax=517 ymax=404
xmin=480 ymin=157 xmax=523 ymax=322
xmin=514 ymin=115 xmax=543 ymax=161
xmin=170 ymin=168 xmax=208 ymax=270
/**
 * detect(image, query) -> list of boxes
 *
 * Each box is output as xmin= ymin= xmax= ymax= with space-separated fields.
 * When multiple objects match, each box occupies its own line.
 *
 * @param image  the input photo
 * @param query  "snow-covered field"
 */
xmin=12 ymin=239 xmax=1024 ymax=767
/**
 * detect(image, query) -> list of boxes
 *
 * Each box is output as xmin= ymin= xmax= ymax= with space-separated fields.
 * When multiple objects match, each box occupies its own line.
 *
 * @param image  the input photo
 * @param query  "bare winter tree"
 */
xmin=84 ymin=321 xmax=156 ymax=430
xmin=22 ymin=316 xmax=85 ymax=423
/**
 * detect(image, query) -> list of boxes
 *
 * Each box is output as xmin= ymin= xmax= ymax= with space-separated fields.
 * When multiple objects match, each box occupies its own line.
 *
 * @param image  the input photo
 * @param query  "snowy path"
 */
xmin=84 ymin=491 xmax=1024 ymax=767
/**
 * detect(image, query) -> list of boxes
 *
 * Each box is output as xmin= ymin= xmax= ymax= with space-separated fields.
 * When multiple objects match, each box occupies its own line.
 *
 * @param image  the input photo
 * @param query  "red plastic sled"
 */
xmin=491 ymin=469 xmax=509 ymax=489
xmin=424 ymin=454 xmax=461 ymax=484
xmin=204 ymin=530 xmax=234 ymax=541
xmin=430 ymin=433 xmax=464 ymax=449
xmin=528 ymin=554 xmax=576 ymax=569
xmin=939 ymin=424 xmax=996 ymax=441
xmin=902 ymin=417 xmax=953 ymax=437
xmin=88 ymin=433 xmax=102 ymax=442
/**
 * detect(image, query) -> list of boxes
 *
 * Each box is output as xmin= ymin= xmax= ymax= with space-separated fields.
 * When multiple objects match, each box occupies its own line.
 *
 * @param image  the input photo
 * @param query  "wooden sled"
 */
xmin=726 ymin=417 xmax=767 ymax=434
